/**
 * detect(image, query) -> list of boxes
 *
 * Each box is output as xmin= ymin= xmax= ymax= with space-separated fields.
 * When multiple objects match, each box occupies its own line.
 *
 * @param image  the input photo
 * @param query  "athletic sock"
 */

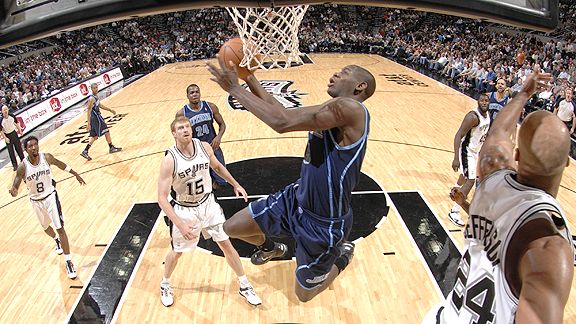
xmin=84 ymin=144 xmax=91 ymax=152
xmin=451 ymin=204 xmax=460 ymax=212
xmin=64 ymin=254 xmax=71 ymax=261
xmin=258 ymin=237 xmax=276 ymax=252
xmin=108 ymin=143 xmax=114 ymax=149
xmin=238 ymin=275 xmax=250 ymax=287
xmin=334 ymin=255 xmax=350 ymax=274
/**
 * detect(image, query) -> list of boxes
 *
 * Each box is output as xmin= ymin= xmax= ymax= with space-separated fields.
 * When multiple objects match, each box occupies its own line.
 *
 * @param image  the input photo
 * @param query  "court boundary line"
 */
xmin=63 ymin=202 xmax=138 ymax=323
xmin=110 ymin=207 xmax=163 ymax=324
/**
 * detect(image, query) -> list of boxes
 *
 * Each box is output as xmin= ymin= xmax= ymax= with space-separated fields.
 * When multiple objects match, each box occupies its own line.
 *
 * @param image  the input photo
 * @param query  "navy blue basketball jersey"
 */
xmin=90 ymin=95 xmax=102 ymax=118
xmin=296 ymin=103 xmax=370 ymax=219
xmin=182 ymin=101 xmax=217 ymax=143
xmin=488 ymin=92 xmax=509 ymax=116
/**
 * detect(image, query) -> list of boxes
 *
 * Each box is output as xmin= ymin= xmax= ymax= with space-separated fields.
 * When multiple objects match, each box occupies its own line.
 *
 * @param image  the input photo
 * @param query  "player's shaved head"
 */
xmin=517 ymin=111 xmax=570 ymax=176
xmin=350 ymin=65 xmax=376 ymax=99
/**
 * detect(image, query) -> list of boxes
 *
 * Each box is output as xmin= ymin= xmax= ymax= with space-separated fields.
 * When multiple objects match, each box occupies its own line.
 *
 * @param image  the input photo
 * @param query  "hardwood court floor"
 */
xmin=1 ymin=54 xmax=576 ymax=323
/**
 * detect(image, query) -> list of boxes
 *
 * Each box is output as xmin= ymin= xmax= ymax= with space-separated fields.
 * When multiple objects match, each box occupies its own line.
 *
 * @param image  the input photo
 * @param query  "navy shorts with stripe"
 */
xmin=89 ymin=115 xmax=109 ymax=137
xmin=249 ymin=182 xmax=352 ymax=289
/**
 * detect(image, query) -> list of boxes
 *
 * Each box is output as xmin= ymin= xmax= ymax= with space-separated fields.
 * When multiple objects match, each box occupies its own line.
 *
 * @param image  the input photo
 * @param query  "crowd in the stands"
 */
xmin=0 ymin=2 xmax=574 ymax=116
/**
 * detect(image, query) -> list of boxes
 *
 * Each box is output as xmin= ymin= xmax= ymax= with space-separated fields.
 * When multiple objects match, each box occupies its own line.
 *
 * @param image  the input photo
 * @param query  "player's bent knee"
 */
xmin=294 ymin=287 xmax=316 ymax=303
xmin=222 ymin=220 xmax=236 ymax=237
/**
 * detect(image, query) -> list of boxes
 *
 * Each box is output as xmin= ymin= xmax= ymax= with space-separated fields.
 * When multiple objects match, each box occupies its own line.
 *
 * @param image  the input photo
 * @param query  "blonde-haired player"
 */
xmin=157 ymin=116 xmax=261 ymax=307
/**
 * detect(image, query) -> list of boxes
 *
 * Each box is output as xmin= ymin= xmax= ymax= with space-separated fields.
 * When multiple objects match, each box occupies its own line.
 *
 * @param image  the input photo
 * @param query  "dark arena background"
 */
xmin=1 ymin=0 xmax=576 ymax=323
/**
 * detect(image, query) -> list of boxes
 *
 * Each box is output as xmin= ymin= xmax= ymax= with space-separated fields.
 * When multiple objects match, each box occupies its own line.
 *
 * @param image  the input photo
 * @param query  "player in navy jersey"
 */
xmin=487 ymin=78 xmax=510 ymax=123
xmin=208 ymin=57 xmax=376 ymax=302
xmin=80 ymin=83 xmax=122 ymax=161
xmin=176 ymin=84 xmax=228 ymax=189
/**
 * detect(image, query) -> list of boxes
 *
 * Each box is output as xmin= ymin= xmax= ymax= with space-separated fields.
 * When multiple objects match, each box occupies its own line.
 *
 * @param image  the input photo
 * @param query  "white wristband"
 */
xmin=64 ymin=165 xmax=72 ymax=173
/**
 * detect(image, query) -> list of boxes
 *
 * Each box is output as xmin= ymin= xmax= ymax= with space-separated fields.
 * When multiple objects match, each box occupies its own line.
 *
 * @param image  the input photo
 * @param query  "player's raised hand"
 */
xmin=206 ymin=55 xmax=240 ymax=92
xmin=233 ymin=184 xmax=248 ymax=202
xmin=521 ymin=66 xmax=552 ymax=97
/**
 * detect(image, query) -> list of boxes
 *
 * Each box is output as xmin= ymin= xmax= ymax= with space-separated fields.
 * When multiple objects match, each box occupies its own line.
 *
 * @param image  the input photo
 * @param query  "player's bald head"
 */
xmin=349 ymin=65 xmax=376 ymax=100
xmin=517 ymin=111 xmax=570 ymax=176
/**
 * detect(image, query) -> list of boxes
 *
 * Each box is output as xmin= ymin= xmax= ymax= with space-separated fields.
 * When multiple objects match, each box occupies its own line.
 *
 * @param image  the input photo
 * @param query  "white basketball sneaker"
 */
xmin=448 ymin=209 xmax=465 ymax=227
xmin=239 ymin=284 xmax=262 ymax=306
xmin=65 ymin=260 xmax=77 ymax=279
xmin=160 ymin=283 xmax=174 ymax=307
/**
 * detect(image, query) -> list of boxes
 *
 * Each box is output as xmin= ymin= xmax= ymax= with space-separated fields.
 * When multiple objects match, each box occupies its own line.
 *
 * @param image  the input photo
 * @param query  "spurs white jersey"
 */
xmin=23 ymin=153 xmax=55 ymax=200
xmin=438 ymin=169 xmax=573 ymax=324
xmin=167 ymin=138 xmax=212 ymax=204
xmin=462 ymin=109 xmax=490 ymax=154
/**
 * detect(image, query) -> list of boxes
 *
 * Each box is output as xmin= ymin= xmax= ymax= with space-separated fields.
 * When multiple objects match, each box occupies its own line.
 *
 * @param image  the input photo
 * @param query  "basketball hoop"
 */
xmin=226 ymin=5 xmax=309 ymax=70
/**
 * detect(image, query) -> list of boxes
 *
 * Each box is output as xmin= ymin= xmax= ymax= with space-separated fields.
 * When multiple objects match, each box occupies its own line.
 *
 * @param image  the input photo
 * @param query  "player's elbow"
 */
xmin=270 ymin=119 xmax=291 ymax=134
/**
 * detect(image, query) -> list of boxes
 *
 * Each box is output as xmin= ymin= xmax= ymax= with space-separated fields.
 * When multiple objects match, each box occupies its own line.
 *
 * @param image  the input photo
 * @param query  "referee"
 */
xmin=0 ymin=105 xmax=25 ymax=171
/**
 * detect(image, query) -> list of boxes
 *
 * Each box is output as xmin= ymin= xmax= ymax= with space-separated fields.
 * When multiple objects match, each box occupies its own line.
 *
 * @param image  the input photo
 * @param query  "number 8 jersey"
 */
xmin=23 ymin=153 xmax=55 ymax=200
xmin=166 ymin=138 xmax=212 ymax=204
xmin=433 ymin=169 xmax=573 ymax=324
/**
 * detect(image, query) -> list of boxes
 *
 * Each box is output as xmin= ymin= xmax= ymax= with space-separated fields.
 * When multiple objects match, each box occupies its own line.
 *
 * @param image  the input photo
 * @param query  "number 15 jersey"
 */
xmin=166 ymin=138 xmax=212 ymax=204
xmin=435 ymin=169 xmax=573 ymax=324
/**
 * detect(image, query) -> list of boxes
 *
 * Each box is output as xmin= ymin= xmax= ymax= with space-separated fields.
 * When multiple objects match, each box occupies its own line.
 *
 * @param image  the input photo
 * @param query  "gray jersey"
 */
xmin=166 ymin=138 xmax=212 ymax=204
xmin=438 ymin=169 xmax=573 ymax=324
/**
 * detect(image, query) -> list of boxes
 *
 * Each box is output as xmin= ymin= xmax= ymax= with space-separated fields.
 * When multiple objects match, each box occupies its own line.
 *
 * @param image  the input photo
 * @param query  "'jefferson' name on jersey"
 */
xmin=177 ymin=162 xmax=209 ymax=179
xmin=464 ymin=215 xmax=502 ymax=266
xmin=26 ymin=169 xmax=51 ymax=182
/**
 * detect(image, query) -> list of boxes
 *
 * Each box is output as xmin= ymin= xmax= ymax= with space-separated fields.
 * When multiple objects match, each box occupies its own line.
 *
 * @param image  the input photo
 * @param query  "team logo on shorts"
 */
xmin=305 ymin=273 xmax=329 ymax=285
xmin=50 ymin=97 xmax=62 ymax=112
xmin=227 ymin=80 xmax=307 ymax=111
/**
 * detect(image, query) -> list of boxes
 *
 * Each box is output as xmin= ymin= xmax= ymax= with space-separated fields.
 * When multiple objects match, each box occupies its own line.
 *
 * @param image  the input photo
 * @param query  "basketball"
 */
xmin=218 ymin=37 xmax=254 ymax=80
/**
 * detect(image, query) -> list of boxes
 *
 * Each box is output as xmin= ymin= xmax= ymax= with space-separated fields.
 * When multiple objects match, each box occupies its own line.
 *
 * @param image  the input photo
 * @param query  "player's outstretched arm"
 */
xmin=478 ymin=69 xmax=551 ymax=181
xmin=202 ymin=142 xmax=247 ymax=202
xmin=207 ymin=55 xmax=365 ymax=135
xmin=9 ymin=164 xmax=25 ymax=197
xmin=100 ymin=104 xmax=116 ymax=115
xmin=244 ymin=74 xmax=286 ymax=109
xmin=45 ymin=153 xmax=86 ymax=185
xmin=514 ymin=219 xmax=573 ymax=324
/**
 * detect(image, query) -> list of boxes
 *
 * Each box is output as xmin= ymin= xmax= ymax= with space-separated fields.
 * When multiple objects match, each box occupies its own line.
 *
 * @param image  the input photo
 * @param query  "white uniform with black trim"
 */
xmin=23 ymin=153 xmax=64 ymax=229
xmin=166 ymin=138 xmax=227 ymax=252
xmin=459 ymin=108 xmax=490 ymax=179
xmin=424 ymin=169 xmax=573 ymax=324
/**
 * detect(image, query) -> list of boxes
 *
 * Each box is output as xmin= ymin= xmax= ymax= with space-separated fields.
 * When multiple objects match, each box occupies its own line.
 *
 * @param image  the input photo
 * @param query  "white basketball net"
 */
xmin=226 ymin=5 xmax=309 ymax=70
